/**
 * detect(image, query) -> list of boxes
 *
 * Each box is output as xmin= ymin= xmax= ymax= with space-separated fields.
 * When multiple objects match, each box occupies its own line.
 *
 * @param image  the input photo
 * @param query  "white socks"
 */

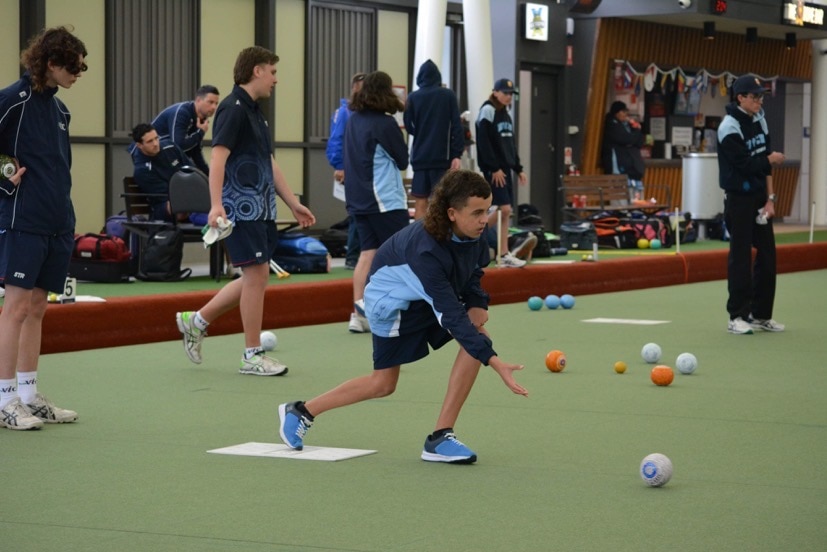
xmin=244 ymin=347 xmax=264 ymax=360
xmin=0 ymin=373 xmax=40 ymax=408
xmin=193 ymin=312 xmax=209 ymax=331
xmin=17 ymin=371 xmax=38 ymax=404
xmin=0 ymin=378 xmax=17 ymax=409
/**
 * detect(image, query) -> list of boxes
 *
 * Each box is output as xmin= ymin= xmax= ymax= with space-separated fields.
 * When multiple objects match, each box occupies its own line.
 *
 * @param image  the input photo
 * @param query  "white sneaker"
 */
xmin=749 ymin=317 xmax=785 ymax=332
xmin=727 ymin=317 xmax=754 ymax=335
xmin=176 ymin=311 xmax=206 ymax=364
xmin=0 ymin=397 xmax=44 ymax=430
xmin=498 ymin=253 xmax=527 ymax=268
xmin=348 ymin=312 xmax=370 ymax=333
xmin=239 ymin=353 xmax=288 ymax=376
xmin=26 ymin=393 xmax=78 ymax=423
xmin=510 ymin=233 xmax=538 ymax=260
xmin=0 ymin=286 xmax=5 ymax=298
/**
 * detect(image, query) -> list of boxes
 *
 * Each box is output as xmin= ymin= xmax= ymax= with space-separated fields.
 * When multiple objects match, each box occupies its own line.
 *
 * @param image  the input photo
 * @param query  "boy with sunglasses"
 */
xmin=0 ymin=26 xmax=88 ymax=430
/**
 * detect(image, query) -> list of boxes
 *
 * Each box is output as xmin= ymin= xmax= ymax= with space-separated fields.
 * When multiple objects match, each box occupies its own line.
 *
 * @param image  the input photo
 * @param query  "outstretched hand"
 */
xmin=489 ymin=356 xmax=529 ymax=397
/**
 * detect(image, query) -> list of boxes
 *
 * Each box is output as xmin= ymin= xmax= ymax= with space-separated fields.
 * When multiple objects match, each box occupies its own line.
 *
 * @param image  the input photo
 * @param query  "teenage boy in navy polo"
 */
xmin=176 ymin=46 xmax=315 ymax=375
xmin=0 ymin=26 xmax=87 ymax=430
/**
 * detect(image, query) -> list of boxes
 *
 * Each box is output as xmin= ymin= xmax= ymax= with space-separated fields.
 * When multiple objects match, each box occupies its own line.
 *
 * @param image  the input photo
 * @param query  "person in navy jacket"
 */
xmin=717 ymin=75 xmax=786 ymax=335
xmin=0 ymin=26 xmax=87 ymax=430
xmin=278 ymin=170 xmax=528 ymax=464
xmin=342 ymin=70 xmax=409 ymax=334
xmin=475 ymin=78 xmax=528 ymax=268
xmin=150 ymin=85 xmax=219 ymax=174
xmin=130 ymin=123 xmax=189 ymax=222
xmin=403 ymin=59 xmax=463 ymax=219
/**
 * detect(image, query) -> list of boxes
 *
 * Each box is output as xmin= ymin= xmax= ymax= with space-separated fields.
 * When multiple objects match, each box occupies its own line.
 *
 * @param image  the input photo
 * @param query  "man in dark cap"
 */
xmin=717 ymin=75 xmax=786 ymax=334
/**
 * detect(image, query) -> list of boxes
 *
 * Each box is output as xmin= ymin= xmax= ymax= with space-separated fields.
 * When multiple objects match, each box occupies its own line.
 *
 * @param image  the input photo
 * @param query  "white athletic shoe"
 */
xmin=348 ymin=313 xmax=370 ymax=333
xmin=27 ymin=393 xmax=78 ymax=423
xmin=239 ymin=354 xmax=288 ymax=376
xmin=176 ymin=311 xmax=206 ymax=364
xmin=0 ymin=397 xmax=44 ymax=430
xmin=749 ymin=317 xmax=785 ymax=332
xmin=498 ymin=253 xmax=527 ymax=268
xmin=727 ymin=317 xmax=754 ymax=335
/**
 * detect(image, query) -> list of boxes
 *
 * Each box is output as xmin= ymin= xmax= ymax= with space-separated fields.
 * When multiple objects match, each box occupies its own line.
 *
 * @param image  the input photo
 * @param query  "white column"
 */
xmin=462 ymin=0 xmax=495 ymax=146
xmin=810 ymin=40 xmax=827 ymax=225
xmin=412 ymin=0 xmax=448 ymax=91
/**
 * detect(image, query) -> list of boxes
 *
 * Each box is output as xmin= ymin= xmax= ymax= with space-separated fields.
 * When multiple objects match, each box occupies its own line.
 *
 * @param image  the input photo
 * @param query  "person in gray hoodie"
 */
xmin=403 ymin=60 xmax=463 ymax=219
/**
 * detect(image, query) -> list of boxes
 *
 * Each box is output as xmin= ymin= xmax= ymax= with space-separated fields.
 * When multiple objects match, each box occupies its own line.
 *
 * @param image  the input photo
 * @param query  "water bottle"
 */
xmin=0 ymin=154 xmax=17 ymax=180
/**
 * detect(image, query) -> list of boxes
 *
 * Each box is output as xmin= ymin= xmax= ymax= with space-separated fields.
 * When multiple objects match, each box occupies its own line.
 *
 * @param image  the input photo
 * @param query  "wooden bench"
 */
xmin=560 ymin=174 xmax=671 ymax=220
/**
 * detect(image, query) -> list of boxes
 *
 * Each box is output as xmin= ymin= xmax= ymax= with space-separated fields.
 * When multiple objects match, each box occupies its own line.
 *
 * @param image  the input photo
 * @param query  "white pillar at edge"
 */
xmin=412 ymin=0 xmax=447 ymax=92
xmin=407 ymin=0 xmax=448 ymax=178
xmin=810 ymin=40 xmax=827 ymax=225
xmin=462 ymin=0 xmax=495 ymax=150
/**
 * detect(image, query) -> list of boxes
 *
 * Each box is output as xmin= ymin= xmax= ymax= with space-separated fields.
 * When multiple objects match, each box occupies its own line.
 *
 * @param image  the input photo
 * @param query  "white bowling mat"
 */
xmin=208 ymin=442 xmax=377 ymax=462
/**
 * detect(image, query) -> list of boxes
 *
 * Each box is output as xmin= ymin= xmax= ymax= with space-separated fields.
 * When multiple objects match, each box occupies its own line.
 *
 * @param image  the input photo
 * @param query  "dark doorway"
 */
xmin=528 ymin=70 xmax=560 ymax=231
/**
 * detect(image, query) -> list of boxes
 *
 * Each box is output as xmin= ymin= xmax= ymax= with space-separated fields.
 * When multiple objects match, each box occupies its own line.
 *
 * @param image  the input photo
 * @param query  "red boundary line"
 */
xmin=34 ymin=242 xmax=827 ymax=354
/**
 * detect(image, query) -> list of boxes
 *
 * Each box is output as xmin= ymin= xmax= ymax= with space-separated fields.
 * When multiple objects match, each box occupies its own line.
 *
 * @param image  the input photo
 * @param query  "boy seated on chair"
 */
xmin=130 ymin=122 xmax=190 ymax=222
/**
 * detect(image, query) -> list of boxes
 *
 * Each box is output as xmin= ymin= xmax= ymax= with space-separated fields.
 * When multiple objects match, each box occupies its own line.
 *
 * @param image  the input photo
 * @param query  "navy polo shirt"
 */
xmin=211 ymin=85 xmax=277 ymax=221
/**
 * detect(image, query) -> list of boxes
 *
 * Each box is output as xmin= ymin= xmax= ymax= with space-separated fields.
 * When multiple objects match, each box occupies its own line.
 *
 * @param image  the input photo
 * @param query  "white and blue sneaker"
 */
xmin=421 ymin=431 xmax=477 ymax=464
xmin=278 ymin=402 xmax=313 ymax=450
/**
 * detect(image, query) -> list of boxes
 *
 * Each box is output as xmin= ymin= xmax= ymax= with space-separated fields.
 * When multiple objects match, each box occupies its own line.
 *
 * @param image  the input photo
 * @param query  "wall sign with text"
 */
xmin=783 ymin=1 xmax=825 ymax=28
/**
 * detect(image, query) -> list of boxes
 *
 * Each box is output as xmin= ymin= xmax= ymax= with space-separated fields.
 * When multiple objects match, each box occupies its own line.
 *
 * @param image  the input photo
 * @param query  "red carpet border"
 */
xmin=35 ymin=242 xmax=827 ymax=354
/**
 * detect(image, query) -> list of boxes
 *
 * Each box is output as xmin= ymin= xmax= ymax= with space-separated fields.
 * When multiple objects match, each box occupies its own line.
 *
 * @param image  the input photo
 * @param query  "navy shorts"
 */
xmin=0 ymin=229 xmax=73 ymax=292
xmin=223 ymin=220 xmax=278 ymax=267
xmin=410 ymin=168 xmax=448 ymax=199
xmin=484 ymin=171 xmax=514 ymax=206
xmin=372 ymin=321 xmax=453 ymax=369
xmin=354 ymin=210 xmax=409 ymax=251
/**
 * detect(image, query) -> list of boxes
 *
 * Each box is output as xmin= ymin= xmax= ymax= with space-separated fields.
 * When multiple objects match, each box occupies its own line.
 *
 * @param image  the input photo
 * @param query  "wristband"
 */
xmin=768 ymin=194 xmax=776 ymax=203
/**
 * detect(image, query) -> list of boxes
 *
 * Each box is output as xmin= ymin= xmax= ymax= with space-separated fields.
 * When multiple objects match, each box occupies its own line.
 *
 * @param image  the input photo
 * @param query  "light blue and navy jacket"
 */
xmin=475 ymin=97 xmax=522 ymax=175
xmin=403 ymin=60 xmax=463 ymax=171
xmin=717 ymin=103 xmax=773 ymax=195
xmin=325 ymin=98 xmax=351 ymax=170
xmin=364 ymin=220 xmax=496 ymax=365
xmin=151 ymin=100 xmax=209 ymax=174
xmin=0 ymin=73 xmax=75 ymax=235
xmin=343 ymin=109 xmax=408 ymax=215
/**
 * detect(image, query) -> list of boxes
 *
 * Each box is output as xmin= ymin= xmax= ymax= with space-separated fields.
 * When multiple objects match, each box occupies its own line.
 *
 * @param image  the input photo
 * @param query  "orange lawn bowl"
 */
xmin=650 ymin=365 xmax=674 ymax=386
xmin=545 ymin=350 xmax=567 ymax=373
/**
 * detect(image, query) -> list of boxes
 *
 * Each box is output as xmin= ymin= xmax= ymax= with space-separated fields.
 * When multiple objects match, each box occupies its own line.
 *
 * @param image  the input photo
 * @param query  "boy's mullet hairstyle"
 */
xmin=21 ymin=26 xmax=88 ymax=92
xmin=424 ymin=170 xmax=491 ymax=242
xmin=233 ymin=46 xmax=279 ymax=85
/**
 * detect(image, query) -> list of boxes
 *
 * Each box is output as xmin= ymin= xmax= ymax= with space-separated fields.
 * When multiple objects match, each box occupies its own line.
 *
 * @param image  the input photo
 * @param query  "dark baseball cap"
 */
xmin=733 ymin=75 xmax=767 ymax=96
xmin=493 ymin=78 xmax=518 ymax=94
